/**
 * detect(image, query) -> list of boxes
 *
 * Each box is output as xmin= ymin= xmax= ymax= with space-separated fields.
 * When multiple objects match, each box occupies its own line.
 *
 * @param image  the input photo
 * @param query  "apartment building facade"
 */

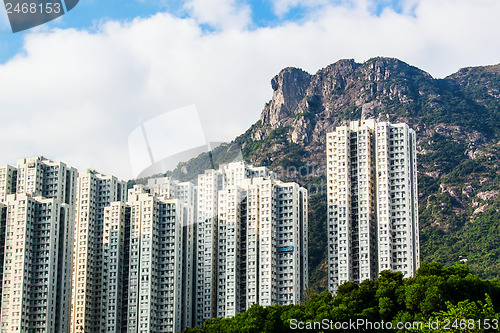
xmin=126 ymin=185 xmax=184 ymax=333
xmin=146 ymin=177 xmax=197 ymax=330
xmin=70 ymin=170 xmax=127 ymax=333
xmin=0 ymin=165 xmax=16 ymax=203
xmin=101 ymin=201 xmax=131 ymax=333
xmin=327 ymin=119 xmax=419 ymax=294
xmin=244 ymin=177 xmax=308 ymax=308
xmin=0 ymin=156 xmax=78 ymax=332
xmin=0 ymin=157 xmax=307 ymax=332
xmin=196 ymin=162 xmax=308 ymax=324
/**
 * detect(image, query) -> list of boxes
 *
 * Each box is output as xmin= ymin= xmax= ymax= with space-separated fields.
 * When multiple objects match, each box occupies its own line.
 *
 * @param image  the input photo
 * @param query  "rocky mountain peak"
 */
xmin=364 ymin=57 xmax=430 ymax=81
xmin=253 ymin=57 xmax=438 ymax=145
xmin=453 ymin=63 xmax=500 ymax=76
xmin=260 ymin=67 xmax=311 ymax=128
xmin=447 ymin=63 xmax=500 ymax=100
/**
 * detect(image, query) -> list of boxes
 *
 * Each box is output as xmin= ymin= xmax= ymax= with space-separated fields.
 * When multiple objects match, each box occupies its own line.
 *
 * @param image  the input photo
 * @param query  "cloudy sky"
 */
xmin=0 ymin=0 xmax=499 ymax=179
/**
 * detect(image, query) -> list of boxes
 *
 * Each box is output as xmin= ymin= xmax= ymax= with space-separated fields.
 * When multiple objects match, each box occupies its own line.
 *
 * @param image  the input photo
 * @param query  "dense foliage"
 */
xmin=182 ymin=263 xmax=500 ymax=333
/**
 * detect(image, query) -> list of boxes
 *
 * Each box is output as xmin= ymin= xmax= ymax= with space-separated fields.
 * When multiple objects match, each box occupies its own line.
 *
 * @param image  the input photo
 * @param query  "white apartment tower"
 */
xmin=275 ymin=181 xmax=308 ymax=305
xmin=147 ymin=177 xmax=196 ymax=329
xmin=0 ymin=203 xmax=6 ymax=318
xmin=196 ymin=162 xmax=279 ymax=324
xmin=0 ymin=165 xmax=15 ymax=315
xmin=97 ymin=179 xmax=195 ymax=333
xmin=375 ymin=121 xmax=419 ymax=276
xmin=0 ymin=156 xmax=77 ymax=332
xmin=327 ymin=119 xmax=419 ymax=294
xmin=0 ymin=165 xmax=16 ymax=202
xmin=217 ymin=185 xmax=246 ymax=318
xmin=196 ymin=169 xmax=221 ymax=324
xmin=70 ymin=170 xmax=127 ymax=333
xmin=126 ymin=185 xmax=184 ymax=333
xmin=196 ymin=162 xmax=308 ymax=324
xmin=101 ymin=201 xmax=131 ymax=333
xmin=245 ymin=178 xmax=308 ymax=308
xmin=15 ymin=157 xmax=77 ymax=205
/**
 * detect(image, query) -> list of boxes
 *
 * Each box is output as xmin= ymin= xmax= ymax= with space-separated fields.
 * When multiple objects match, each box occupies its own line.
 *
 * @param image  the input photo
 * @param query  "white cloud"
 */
xmin=184 ymin=0 xmax=252 ymax=30
xmin=0 ymin=0 xmax=499 ymax=179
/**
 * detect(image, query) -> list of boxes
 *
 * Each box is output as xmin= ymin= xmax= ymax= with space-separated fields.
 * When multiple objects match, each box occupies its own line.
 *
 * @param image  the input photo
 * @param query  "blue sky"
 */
xmin=0 ymin=0 xmax=170 ymax=61
xmin=0 ymin=0 xmax=408 ymax=63
xmin=0 ymin=0 xmax=499 ymax=178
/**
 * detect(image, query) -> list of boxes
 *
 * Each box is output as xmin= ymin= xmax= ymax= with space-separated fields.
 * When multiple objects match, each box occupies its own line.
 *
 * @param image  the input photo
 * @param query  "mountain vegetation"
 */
xmin=162 ymin=57 xmax=500 ymax=292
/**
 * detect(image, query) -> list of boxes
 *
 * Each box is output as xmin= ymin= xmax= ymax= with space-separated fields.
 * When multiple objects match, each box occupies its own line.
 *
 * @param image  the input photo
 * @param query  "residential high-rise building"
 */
xmin=327 ymin=119 xmax=419 ymax=294
xmin=195 ymin=162 xmax=308 ymax=324
xmin=126 ymin=185 xmax=184 ymax=333
xmin=0 ymin=156 xmax=307 ymax=332
xmin=62 ymin=171 xmax=195 ymax=333
xmin=0 ymin=156 xmax=77 ymax=332
xmin=217 ymin=185 xmax=246 ymax=318
xmin=15 ymin=156 xmax=77 ymax=205
xmin=374 ymin=121 xmax=419 ymax=276
xmin=0 ymin=164 xmax=14 ymax=317
xmin=0 ymin=163 xmax=17 ymax=314
xmin=195 ymin=161 xmax=279 ymax=324
xmin=147 ymin=177 xmax=196 ymax=329
xmin=195 ymin=168 xmax=222 ymax=324
xmin=0 ymin=165 xmax=15 ymax=313
xmin=70 ymin=170 xmax=127 ymax=333
xmin=0 ymin=203 xmax=6 ymax=318
xmin=0 ymin=165 xmax=16 ymax=202
xmin=244 ymin=178 xmax=308 ymax=309
xmin=101 ymin=201 xmax=131 ymax=333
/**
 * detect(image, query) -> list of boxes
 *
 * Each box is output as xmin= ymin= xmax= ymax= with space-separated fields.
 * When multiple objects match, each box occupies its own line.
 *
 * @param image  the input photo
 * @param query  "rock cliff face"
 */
xmin=252 ymin=57 xmax=497 ymax=150
xmin=259 ymin=67 xmax=311 ymax=130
